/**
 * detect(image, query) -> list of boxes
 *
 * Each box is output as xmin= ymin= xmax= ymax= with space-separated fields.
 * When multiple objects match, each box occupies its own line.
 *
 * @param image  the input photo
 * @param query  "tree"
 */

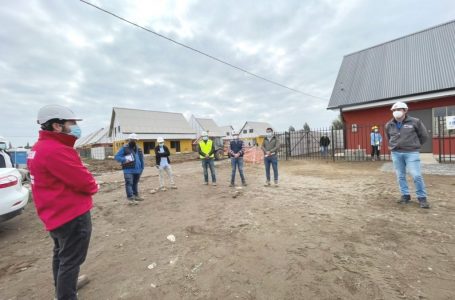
xmin=303 ymin=122 xmax=311 ymax=132
xmin=25 ymin=142 xmax=31 ymax=149
xmin=331 ymin=115 xmax=343 ymax=130
xmin=8 ymin=142 xmax=12 ymax=149
xmin=288 ymin=126 xmax=295 ymax=132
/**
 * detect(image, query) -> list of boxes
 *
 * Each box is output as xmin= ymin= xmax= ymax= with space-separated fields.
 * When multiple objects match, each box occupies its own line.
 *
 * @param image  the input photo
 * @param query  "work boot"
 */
xmin=127 ymin=198 xmax=138 ymax=205
xmin=264 ymin=181 xmax=271 ymax=187
xmin=170 ymin=184 xmax=178 ymax=189
xmin=397 ymin=195 xmax=411 ymax=204
xmin=418 ymin=197 xmax=430 ymax=209
xmin=77 ymin=275 xmax=90 ymax=290
xmin=203 ymin=182 xmax=209 ymax=185
xmin=229 ymin=183 xmax=235 ymax=187
xmin=212 ymin=182 xmax=217 ymax=186
xmin=134 ymin=195 xmax=144 ymax=201
xmin=159 ymin=187 xmax=167 ymax=192
xmin=242 ymin=182 xmax=248 ymax=187
xmin=274 ymin=180 xmax=279 ymax=187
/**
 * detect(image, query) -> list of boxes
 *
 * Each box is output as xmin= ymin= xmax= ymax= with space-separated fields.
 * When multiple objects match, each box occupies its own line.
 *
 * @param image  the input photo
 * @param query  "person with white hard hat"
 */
xmin=154 ymin=137 xmax=177 ymax=191
xmin=228 ymin=130 xmax=247 ymax=187
xmin=385 ymin=101 xmax=430 ymax=208
xmin=114 ymin=133 xmax=145 ymax=205
xmin=197 ymin=131 xmax=217 ymax=185
xmin=0 ymin=136 xmax=13 ymax=168
xmin=27 ymin=104 xmax=98 ymax=300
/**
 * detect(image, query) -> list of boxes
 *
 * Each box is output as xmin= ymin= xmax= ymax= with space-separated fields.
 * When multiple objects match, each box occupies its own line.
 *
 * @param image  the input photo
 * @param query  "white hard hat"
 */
xmin=201 ymin=131 xmax=208 ymax=137
xmin=391 ymin=101 xmax=408 ymax=110
xmin=231 ymin=130 xmax=239 ymax=135
xmin=128 ymin=133 xmax=139 ymax=140
xmin=37 ymin=104 xmax=82 ymax=124
xmin=157 ymin=137 xmax=164 ymax=143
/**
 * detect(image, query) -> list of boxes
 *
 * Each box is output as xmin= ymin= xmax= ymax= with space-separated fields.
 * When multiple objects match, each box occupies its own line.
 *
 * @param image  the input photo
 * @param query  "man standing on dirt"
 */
xmin=320 ymin=133 xmax=331 ymax=157
xmin=198 ymin=131 xmax=217 ymax=186
xmin=154 ymin=137 xmax=177 ymax=191
xmin=114 ymin=133 xmax=145 ymax=205
xmin=261 ymin=127 xmax=280 ymax=186
xmin=385 ymin=101 xmax=430 ymax=208
xmin=27 ymin=104 xmax=98 ymax=300
xmin=229 ymin=130 xmax=247 ymax=187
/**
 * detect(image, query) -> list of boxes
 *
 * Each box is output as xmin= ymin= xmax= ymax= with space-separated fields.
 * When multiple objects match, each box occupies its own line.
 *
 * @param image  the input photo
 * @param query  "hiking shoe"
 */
xmin=159 ymin=187 xmax=167 ymax=192
xmin=127 ymin=199 xmax=138 ymax=206
xmin=212 ymin=182 xmax=217 ymax=186
xmin=77 ymin=275 xmax=90 ymax=290
xmin=274 ymin=181 xmax=279 ymax=187
xmin=203 ymin=182 xmax=209 ymax=185
xmin=242 ymin=182 xmax=248 ymax=187
xmin=264 ymin=181 xmax=271 ymax=187
xmin=170 ymin=185 xmax=178 ymax=189
xmin=229 ymin=183 xmax=235 ymax=187
xmin=134 ymin=195 xmax=144 ymax=201
xmin=418 ymin=197 xmax=430 ymax=209
xmin=397 ymin=195 xmax=411 ymax=204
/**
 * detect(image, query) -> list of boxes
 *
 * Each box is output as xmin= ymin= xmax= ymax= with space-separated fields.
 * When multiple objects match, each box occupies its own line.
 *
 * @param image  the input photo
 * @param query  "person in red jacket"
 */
xmin=27 ymin=104 xmax=98 ymax=300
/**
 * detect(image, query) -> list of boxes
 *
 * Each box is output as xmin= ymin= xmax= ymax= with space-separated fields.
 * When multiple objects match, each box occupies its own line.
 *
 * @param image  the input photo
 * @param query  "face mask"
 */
xmin=0 ymin=143 xmax=6 ymax=150
xmin=159 ymin=143 xmax=164 ymax=147
xmin=233 ymin=135 xmax=239 ymax=140
xmin=129 ymin=141 xmax=136 ymax=147
xmin=374 ymin=129 xmax=378 ymax=133
xmin=202 ymin=136 xmax=208 ymax=141
xmin=68 ymin=125 xmax=81 ymax=139
xmin=393 ymin=110 xmax=404 ymax=119
xmin=266 ymin=132 xmax=273 ymax=138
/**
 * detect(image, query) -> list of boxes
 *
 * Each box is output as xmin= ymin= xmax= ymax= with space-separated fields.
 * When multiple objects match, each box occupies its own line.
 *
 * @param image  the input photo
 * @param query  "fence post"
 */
xmin=285 ymin=131 xmax=290 ymax=160
xmin=438 ymin=116 xmax=442 ymax=163
xmin=331 ymin=126 xmax=335 ymax=162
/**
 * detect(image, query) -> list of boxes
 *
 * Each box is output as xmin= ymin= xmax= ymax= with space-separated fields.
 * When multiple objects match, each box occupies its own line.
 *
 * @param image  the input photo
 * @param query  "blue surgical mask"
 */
xmin=0 ymin=143 xmax=6 ymax=150
xmin=159 ymin=143 xmax=164 ymax=147
xmin=69 ymin=125 xmax=81 ymax=139
xmin=202 ymin=136 xmax=208 ymax=141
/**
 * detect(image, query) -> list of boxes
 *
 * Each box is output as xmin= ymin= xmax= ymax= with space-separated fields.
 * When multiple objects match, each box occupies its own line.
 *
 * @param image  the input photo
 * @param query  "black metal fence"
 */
xmin=437 ymin=116 xmax=455 ymax=163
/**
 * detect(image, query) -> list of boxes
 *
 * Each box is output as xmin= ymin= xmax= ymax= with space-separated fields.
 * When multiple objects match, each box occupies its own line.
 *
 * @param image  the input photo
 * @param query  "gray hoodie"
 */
xmin=385 ymin=115 xmax=429 ymax=152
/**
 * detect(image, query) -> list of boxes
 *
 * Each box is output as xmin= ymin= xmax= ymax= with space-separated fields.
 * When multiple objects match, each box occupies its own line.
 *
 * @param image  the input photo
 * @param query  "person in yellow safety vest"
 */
xmin=197 ymin=131 xmax=217 ymax=186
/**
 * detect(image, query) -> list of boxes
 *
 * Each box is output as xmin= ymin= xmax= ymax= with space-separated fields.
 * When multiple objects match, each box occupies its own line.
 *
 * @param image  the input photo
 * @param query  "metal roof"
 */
xmin=109 ymin=107 xmax=196 ymax=136
xmin=328 ymin=19 xmax=455 ymax=109
xmin=75 ymin=128 xmax=112 ymax=148
xmin=239 ymin=121 xmax=273 ymax=136
xmin=194 ymin=118 xmax=224 ymax=137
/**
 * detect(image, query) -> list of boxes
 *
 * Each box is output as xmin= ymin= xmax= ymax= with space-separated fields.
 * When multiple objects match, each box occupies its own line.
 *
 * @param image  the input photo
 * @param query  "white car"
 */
xmin=0 ymin=168 xmax=29 ymax=222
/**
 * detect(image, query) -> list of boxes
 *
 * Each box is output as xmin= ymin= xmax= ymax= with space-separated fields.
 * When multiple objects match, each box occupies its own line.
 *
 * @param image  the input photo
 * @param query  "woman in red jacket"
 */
xmin=28 ymin=104 xmax=98 ymax=300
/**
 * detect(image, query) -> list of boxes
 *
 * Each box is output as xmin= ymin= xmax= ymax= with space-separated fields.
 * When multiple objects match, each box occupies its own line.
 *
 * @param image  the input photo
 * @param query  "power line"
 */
xmin=79 ymin=0 xmax=328 ymax=100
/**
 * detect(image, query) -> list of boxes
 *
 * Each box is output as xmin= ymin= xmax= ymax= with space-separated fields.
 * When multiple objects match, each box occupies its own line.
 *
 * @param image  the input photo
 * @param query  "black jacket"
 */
xmin=154 ymin=145 xmax=171 ymax=165
xmin=320 ymin=136 xmax=330 ymax=147
xmin=0 ymin=150 xmax=12 ymax=168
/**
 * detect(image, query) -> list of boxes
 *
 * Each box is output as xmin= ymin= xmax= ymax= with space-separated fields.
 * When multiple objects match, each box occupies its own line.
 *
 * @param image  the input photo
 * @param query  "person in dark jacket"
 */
xmin=228 ymin=131 xmax=247 ymax=187
xmin=28 ymin=104 xmax=98 ymax=300
xmin=319 ymin=134 xmax=330 ymax=157
xmin=261 ymin=127 xmax=280 ymax=186
xmin=114 ymin=133 xmax=145 ymax=205
xmin=154 ymin=137 xmax=176 ymax=191
xmin=385 ymin=101 xmax=430 ymax=208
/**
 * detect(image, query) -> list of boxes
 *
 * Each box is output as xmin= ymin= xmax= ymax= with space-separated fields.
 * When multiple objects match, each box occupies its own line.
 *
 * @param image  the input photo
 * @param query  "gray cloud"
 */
xmin=1 ymin=0 xmax=454 ymax=146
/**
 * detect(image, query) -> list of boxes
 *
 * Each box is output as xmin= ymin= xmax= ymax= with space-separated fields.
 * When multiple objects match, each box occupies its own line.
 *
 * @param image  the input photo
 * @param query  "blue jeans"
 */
xmin=201 ymin=159 xmax=216 ymax=183
xmin=231 ymin=157 xmax=246 ymax=184
xmin=320 ymin=146 xmax=329 ymax=157
xmin=264 ymin=155 xmax=278 ymax=182
xmin=391 ymin=151 xmax=427 ymax=199
xmin=124 ymin=173 xmax=141 ymax=198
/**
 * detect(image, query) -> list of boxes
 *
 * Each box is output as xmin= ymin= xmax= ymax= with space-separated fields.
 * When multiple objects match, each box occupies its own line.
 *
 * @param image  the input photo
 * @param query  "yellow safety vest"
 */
xmin=199 ymin=140 xmax=214 ymax=159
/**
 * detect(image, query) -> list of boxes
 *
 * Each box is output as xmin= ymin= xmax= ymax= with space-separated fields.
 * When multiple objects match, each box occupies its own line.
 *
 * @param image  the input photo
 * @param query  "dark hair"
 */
xmin=41 ymin=118 xmax=65 ymax=131
xmin=266 ymin=127 xmax=273 ymax=132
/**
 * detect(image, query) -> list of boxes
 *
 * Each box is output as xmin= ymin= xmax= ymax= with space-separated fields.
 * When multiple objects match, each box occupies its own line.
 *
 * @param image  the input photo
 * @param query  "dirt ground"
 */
xmin=1 ymin=159 xmax=455 ymax=300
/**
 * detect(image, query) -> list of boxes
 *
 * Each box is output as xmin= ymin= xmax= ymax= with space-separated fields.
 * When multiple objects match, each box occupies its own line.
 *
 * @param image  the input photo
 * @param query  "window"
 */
xmin=170 ymin=141 xmax=181 ymax=152
xmin=249 ymin=129 xmax=253 ymax=133
xmin=243 ymin=130 xmax=247 ymax=134
xmin=143 ymin=142 xmax=155 ymax=154
xmin=226 ymin=132 xmax=230 ymax=136
xmin=117 ymin=125 xmax=120 ymax=133
xmin=433 ymin=106 xmax=455 ymax=135
xmin=351 ymin=124 xmax=358 ymax=133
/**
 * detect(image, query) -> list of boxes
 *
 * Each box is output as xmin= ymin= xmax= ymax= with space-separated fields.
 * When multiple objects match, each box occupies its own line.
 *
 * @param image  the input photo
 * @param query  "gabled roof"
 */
xmin=109 ymin=107 xmax=196 ymax=136
xmin=194 ymin=117 xmax=224 ymax=137
xmin=328 ymin=19 xmax=455 ymax=109
xmin=239 ymin=121 xmax=273 ymax=136
xmin=219 ymin=125 xmax=234 ymax=134
xmin=75 ymin=128 xmax=112 ymax=148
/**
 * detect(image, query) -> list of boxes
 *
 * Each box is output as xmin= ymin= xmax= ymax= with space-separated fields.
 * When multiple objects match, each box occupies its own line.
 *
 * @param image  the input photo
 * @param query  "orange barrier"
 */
xmin=243 ymin=146 xmax=264 ymax=164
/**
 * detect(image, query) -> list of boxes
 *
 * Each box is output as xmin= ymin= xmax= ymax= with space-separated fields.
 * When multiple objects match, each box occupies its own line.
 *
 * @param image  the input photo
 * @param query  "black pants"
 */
xmin=371 ymin=145 xmax=380 ymax=158
xmin=50 ymin=211 xmax=92 ymax=300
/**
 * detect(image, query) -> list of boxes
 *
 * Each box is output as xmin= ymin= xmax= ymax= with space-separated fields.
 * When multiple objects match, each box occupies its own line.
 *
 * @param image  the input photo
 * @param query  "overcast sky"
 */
xmin=1 ymin=0 xmax=454 ymax=146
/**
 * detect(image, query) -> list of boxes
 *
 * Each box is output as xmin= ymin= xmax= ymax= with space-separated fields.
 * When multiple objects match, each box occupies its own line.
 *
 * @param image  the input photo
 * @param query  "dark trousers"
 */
xmin=50 ymin=211 xmax=92 ymax=300
xmin=371 ymin=145 xmax=380 ymax=159
xmin=124 ymin=173 xmax=141 ymax=198
xmin=201 ymin=159 xmax=216 ymax=183
xmin=230 ymin=157 xmax=246 ymax=184
xmin=264 ymin=155 xmax=278 ymax=182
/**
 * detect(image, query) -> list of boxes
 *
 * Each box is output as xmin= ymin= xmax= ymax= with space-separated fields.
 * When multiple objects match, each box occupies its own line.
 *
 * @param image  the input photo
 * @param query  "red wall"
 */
xmin=341 ymin=96 xmax=455 ymax=155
